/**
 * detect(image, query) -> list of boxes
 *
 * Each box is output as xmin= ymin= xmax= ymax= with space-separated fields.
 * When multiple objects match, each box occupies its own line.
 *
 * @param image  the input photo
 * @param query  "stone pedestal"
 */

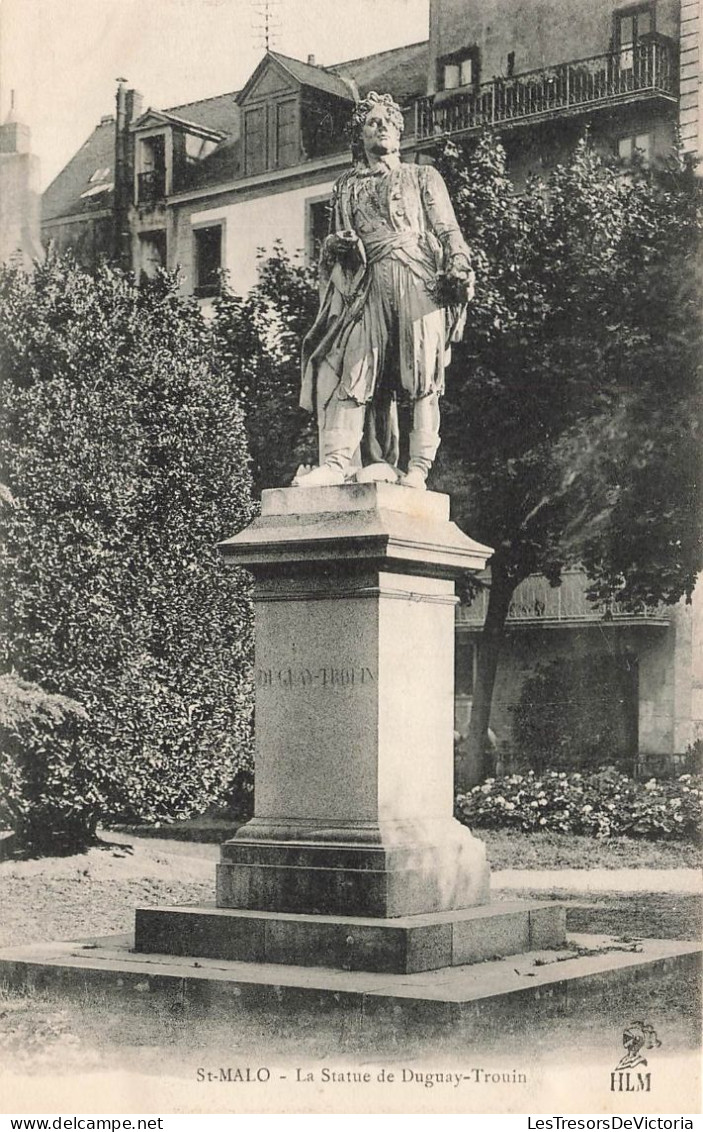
xmin=134 ymin=484 xmax=568 ymax=972
xmin=216 ymin=484 xmax=494 ymax=919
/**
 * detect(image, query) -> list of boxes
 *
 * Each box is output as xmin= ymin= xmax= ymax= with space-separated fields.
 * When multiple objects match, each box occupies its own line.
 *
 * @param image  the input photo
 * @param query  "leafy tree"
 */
xmin=433 ymin=137 xmax=702 ymax=783
xmin=208 ymin=139 xmax=701 ymax=789
xmin=0 ymin=254 xmax=254 ymax=853
xmin=213 ymin=246 xmax=318 ymax=495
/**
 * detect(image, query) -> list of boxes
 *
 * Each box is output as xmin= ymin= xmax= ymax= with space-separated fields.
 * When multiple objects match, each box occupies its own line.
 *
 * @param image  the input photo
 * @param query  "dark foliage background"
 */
xmin=0 ymin=255 xmax=255 ymax=852
xmin=208 ymin=138 xmax=702 ymax=785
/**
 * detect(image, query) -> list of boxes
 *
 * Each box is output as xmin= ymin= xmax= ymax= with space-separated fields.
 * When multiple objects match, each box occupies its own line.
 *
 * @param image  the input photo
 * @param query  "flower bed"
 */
xmin=456 ymin=769 xmax=702 ymax=841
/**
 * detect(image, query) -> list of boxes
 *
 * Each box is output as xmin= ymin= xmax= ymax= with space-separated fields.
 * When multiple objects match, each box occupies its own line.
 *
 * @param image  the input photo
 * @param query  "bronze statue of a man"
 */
xmin=295 ymin=91 xmax=474 ymax=490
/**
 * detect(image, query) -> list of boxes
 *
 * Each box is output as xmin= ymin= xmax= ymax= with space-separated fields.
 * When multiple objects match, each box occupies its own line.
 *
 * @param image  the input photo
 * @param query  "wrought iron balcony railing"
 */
xmin=414 ymin=36 xmax=677 ymax=140
xmin=136 ymin=169 xmax=166 ymax=205
xmin=457 ymin=571 xmax=672 ymax=628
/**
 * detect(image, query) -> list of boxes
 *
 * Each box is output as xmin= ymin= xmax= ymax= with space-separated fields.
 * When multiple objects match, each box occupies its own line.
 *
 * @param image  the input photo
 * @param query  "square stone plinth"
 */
xmin=216 ymin=829 xmax=490 ymax=917
xmin=134 ymin=900 xmax=566 ymax=975
xmin=218 ymin=485 xmax=494 ymax=920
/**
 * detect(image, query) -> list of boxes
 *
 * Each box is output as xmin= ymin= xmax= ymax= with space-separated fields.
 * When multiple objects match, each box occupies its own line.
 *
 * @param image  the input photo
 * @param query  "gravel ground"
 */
xmin=0 ymin=832 xmax=699 ymax=1114
xmin=0 ymin=836 xmax=214 ymax=950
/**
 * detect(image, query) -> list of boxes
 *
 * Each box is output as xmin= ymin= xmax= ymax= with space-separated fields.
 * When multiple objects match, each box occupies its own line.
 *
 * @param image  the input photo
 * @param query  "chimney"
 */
xmin=126 ymin=89 xmax=144 ymax=122
xmin=113 ymin=79 xmax=131 ymax=269
xmin=113 ymin=82 xmax=145 ymax=267
xmin=307 ymin=54 xmax=316 ymax=66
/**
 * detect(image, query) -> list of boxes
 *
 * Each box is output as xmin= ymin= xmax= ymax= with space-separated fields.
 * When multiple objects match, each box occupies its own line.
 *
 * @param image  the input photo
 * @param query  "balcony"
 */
xmin=414 ymin=37 xmax=677 ymax=140
xmin=457 ymin=570 xmax=672 ymax=629
xmin=136 ymin=169 xmax=166 ymax=205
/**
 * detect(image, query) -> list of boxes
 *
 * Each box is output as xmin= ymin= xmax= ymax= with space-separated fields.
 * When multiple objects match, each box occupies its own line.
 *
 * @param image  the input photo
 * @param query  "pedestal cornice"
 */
xmin=218 ymin=483 xmax=493 ymax=579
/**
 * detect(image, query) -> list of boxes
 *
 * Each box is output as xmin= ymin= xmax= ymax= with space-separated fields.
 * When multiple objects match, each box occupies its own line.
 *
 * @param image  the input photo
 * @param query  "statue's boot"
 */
xmin=292 ymin=465 xmax=346 ymax=487
xmin=400 ymin=467 xmax=428 ymax=490
xmin=293 ymin=420 xmax=364 ymax=487
xmin=402 ymin=416 xmax=440 ymax=489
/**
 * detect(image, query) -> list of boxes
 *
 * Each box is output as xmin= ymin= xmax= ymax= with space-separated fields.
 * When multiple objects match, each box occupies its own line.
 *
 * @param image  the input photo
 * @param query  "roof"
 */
xmin=41 ymin=40 xmax=430 ymax=219
xmin=165 ymin=91 xmax=241 ymax=138
xmin=178 ymin=135 xmax=242 ymax=192
xmin=134 ymin=108 xmax=226 ymax=139
xmin=268 ymin=51 xmax=356 ymax=101
xmin=42 ymin=118 xmax=115 ymax=221
xmin=332 ymin=40 xmax=428 ymax=104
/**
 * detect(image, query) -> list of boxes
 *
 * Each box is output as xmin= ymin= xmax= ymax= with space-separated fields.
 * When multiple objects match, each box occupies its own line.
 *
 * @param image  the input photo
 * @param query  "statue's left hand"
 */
xmin=446 ymin=256 xmax=476 ymax=302
xmin=436 ymin=258 xmax=476 ymax=304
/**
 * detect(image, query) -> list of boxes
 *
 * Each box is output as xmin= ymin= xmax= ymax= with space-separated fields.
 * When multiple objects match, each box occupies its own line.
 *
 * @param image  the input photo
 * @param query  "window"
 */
xmin=80 ymin=182 xmax=114 ymax=199
xmin=244 ymin=99 xmax=300 ymax=175
xmin=439 ymin=48 xmax=480 ymax=92
xmin=137 ymin=135 xmax=166 ymax=203
xmin=244 ymin=107 xmax=267 ymax=176
xmin=138 ymin=231 xmax=167 ymax=282
xmin=306 ymin=197 xmax=331 ymax=263
xmin=443 ymin=62 xmax=461 ymax=90
xmin=193 ymin=224 xmax=223 ymax=297
xmin=615 ymin=5 xmax=654 ymax=69
xmin=275 ymin=100 xmax=297 ymax=168
xmin=618 ymin=132 xmax=652 ymax=162
xmin=460 ymin=57 xmax=475 ymax=86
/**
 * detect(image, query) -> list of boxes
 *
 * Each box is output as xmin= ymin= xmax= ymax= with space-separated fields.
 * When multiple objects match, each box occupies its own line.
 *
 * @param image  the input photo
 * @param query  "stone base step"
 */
xmin=133 ymin=900 xmax=565 ymax=974
xmin=0 ymin=934 xmax=698 ymax=1029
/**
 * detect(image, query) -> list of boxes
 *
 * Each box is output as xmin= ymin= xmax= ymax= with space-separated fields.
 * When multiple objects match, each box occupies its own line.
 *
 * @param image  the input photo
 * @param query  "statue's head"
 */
xmin=350 ymin=91 xmax=404 ymax=164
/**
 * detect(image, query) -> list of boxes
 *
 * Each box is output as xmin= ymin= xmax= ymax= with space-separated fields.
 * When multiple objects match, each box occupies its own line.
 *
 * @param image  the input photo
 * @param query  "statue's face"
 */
xmin=361 ymin=105 xmax=401 ymax=160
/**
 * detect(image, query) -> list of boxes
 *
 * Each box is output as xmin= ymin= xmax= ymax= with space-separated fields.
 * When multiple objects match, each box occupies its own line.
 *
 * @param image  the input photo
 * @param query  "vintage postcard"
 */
xmin=0 ymin=0 xmax=700 ymax=1118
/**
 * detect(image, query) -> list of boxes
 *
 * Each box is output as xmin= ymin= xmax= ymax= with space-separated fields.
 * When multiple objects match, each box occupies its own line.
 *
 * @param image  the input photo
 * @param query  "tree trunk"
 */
xmin=457 ymin=561 xmax=515 ymax=791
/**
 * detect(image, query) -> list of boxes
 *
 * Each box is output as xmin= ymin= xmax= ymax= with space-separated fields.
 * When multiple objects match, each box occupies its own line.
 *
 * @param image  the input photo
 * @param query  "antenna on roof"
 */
xmin=251 ymin=0 xmax=282 ymax=52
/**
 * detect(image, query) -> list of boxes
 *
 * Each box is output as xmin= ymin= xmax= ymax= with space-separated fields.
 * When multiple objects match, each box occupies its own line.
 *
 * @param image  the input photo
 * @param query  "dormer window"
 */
xmin=137 ymin=135 xmax=166 ymax=204
xmin=237 ymin=52 xmax=354 ymax=177
xmin=439 ymin=48 xmax=480 ymax=92
xmin=275 ymin=99 xmax=297 ymax=168
xmin=244 ymin=107 xmax=267 ymax=176
xmin=243 ymin=96 xmax=301 ymax=176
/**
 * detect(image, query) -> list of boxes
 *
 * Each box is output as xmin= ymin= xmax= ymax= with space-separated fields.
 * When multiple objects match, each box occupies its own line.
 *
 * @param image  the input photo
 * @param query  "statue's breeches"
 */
xmin=325 ymin=256 xmax=448 ymax=407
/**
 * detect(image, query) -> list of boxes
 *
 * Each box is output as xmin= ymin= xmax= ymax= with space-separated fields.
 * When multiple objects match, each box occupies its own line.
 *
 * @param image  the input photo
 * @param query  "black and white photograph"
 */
xmin=0 ymin=0 xmax=701 ymax=1118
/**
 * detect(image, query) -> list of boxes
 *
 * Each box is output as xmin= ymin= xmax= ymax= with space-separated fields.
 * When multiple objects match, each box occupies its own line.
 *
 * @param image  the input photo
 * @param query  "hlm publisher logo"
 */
xmin=611 ymin=1022 xmax=661 ymax=1093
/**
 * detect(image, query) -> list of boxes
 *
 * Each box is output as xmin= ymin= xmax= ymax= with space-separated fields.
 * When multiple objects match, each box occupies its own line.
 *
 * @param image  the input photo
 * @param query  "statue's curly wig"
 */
xmin=350 ymin=91 xmax=404 ymax=163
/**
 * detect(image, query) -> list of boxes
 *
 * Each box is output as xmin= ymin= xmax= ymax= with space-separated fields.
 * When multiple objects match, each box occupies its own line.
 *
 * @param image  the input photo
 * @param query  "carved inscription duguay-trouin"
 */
xmin=256 ymin=666 xmax=377 ymax=690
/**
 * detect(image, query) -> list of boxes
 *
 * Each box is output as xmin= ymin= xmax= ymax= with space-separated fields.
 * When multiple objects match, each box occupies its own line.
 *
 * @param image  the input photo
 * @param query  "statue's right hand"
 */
xmin=320 ymin=232 xmax=367 ymax=295
xmin=326 ymin=231 xmax=360 ymax=253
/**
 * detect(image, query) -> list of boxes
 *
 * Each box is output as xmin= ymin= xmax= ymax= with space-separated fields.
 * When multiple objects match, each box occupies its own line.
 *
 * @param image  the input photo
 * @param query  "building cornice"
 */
xmin=167 ymin=151 xmax=347 ymax=206
xmin=166 ymin=136 xmax=421 ymax=207
xmin=42 ymin=209 xmax=113 ymax=227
